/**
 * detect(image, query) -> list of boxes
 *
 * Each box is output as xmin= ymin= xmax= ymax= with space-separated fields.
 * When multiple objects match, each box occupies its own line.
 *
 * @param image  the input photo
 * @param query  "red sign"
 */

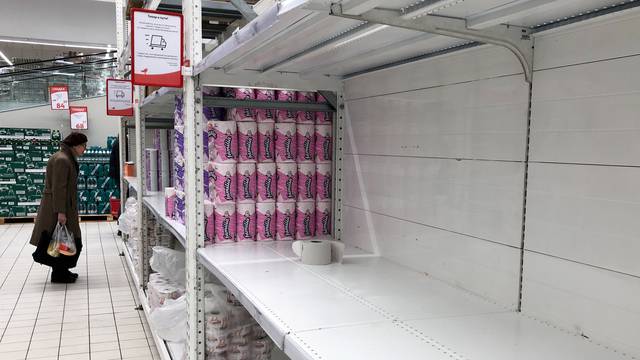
xmin=49 ymin=85 xmax=69 ymax=110
xmin=69 ymin=106 xmax=89 ymax=130
xmin=106 ymin=79 xmax=134 ymax=116
xmin=131 ymin=8 xmax=183 ymax=88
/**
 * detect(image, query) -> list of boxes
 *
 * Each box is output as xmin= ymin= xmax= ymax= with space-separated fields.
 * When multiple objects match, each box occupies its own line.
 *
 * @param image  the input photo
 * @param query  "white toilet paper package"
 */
xmin=150 ymin=246 xmax=186 ymax=286
xmin=149 ymin=295 xmax=187 ymax=342
xmin=148 ymin=273 xmax=186 ymax=311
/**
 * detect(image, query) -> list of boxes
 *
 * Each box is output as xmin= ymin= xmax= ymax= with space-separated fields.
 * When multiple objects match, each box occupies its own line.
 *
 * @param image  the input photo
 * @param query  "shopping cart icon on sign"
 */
xmin=149 ymin=35 xmax=167 ymax=50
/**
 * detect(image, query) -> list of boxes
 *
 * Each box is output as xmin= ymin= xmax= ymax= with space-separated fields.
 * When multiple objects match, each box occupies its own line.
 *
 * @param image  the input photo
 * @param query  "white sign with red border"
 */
xmin=70 ymin=106 xmax=89 ymax=130
xmin=49 ymin=85 xmax=69 ymax=110
xmin=131 ymin=9 xmax=183 ymax=88
xmin=106 ymin=79 xmax=134 ymax=116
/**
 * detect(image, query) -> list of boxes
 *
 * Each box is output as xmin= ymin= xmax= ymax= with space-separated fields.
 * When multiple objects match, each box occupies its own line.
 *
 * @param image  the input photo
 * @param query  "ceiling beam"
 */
xmin=228 ymin=0 xmax=257 ymax=21
xmin=468 ymin=0 xmax=560 ymax=29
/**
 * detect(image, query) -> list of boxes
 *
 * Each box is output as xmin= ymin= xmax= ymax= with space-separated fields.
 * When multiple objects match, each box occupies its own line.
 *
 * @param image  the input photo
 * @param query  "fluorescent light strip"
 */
xmin=0 ymin=38 xmax=113 ymax=50
xmin=0 ymin=50 xmax=13 ymax=66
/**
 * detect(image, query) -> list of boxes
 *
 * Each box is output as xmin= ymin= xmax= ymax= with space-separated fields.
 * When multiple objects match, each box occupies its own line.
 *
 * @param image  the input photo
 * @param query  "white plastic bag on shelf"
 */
xmin=149 ymin=295 xmax=187 ymax=342
xmin=118 ymin=197 xmax=138 ymax=234
xmin=150 ymin=246 xmax=186 ymax=286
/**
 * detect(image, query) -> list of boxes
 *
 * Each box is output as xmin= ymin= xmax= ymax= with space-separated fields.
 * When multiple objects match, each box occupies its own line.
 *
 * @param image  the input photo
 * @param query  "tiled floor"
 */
xmin=0 ymin=221 xmax=160 ymax=360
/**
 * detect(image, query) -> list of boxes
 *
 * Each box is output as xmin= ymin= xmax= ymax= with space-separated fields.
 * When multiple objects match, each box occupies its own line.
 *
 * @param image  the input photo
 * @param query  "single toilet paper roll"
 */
xmin=274 ymin=123 xmax=297 ymax=162
xmin=296 ymin=91 xmax=316 ymax=124
xmin=275 ymin=90 xmax=297 ymax=122
xmin=254 ymin=90 xmax=276 ymax=123
xmin=237 ymin=122 xmax=257 ymax=163
xmin=236 ymin=203 xmax=256 ymax=241
xmin=236 ymin=163 xmax=256 ymax=203
xmin=213 ymin=120 xmax=238 ymax=163
xmin=257 ymin=123 xmax=275 ymax=162
xmin=291 ymin=240 xmax=331 ymax=265
xmin=296 ymin=124 xmax=315 ymax=163
xmin=256 ymin=163 xmax=276 ymax=202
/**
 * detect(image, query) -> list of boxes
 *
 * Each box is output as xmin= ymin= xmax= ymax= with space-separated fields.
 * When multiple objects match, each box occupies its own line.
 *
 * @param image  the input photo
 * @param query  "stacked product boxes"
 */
xmin=77 ymin=138 xmax=121 ymax=215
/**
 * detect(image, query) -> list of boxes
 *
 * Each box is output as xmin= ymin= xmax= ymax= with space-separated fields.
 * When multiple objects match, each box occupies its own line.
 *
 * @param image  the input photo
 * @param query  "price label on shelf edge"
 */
xmin=131 ymin=8 xmax=183 ymax=88
xmin=49 ymin=86 xmax=69 ymax=110
xmin=69 ymin=106 xmax=89 ymax=130
xmin=106 ymin=79 xmax=134 ymax=116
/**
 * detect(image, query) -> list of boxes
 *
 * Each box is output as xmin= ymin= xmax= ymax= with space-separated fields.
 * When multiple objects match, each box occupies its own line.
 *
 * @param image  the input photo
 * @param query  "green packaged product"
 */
xmin=79 ymin=164 xmax=90 ymax=176
xmin=0 ymin=207 xmax=15 ymax=217
xmin=94 ymin=190 xmax=108 ymax=202
xmin=90 ymin=164 xmax=102 ymax=176
xmin=98 ymin=202 xmax=110 ymax=214
xmin=26 ymin=205 xmax=39 ymax=216
xmin=77 ymin=177 xmax=86 ymax=190
xmin=27 ymin=173 xmax=45 ymax=185
xmin=16 ymin=194 xmax=28 ymax=202
xmin=13 ymin=206 xmax=27 ymax=217
xmin=86 ymin=176 xmax=98 ymax=189
xmin=51 ymin=130 xmax=61 ymax=141
xmin=10 ymin=161 xmax=25 ymax=173
xmin=12 ymin=184 xmax=27 ymax=195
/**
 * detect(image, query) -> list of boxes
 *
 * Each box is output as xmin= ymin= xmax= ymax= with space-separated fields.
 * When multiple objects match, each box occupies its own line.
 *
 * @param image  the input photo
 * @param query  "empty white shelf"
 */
xmin=197 ymin=241 xmax=629 ymax=360
xmin=124 ymin=176 xmax=138 ymax=193
xmin=142 ymin=191 xmax=186 ymax=248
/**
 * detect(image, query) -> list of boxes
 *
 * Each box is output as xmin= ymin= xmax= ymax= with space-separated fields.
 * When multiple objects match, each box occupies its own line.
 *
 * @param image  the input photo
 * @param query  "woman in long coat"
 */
xmin=30 ymin=132 xmax=87 ymax=283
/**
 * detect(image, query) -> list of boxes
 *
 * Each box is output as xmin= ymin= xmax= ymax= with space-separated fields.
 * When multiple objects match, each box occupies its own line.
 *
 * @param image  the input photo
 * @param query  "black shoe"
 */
xmin=51 ymin=272 xmax=76 ymax=283
xmin=66 ymin=270 xmax=79 ymax=279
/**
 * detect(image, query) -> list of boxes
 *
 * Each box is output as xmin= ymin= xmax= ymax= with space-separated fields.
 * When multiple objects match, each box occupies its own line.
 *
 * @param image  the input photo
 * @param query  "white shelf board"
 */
xmin=142 ymin=191 xmax=186 ymax=248
xmin=123 ymin=176 xmax=138 ymax=193
xmin=197 ymin=240 xmax=629 ymax=360
xmin=140 ymin=87 xmax=179 ymax=116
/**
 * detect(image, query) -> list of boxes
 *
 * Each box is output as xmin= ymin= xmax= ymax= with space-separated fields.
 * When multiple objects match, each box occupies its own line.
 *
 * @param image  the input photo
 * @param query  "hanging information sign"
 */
xmin=49 ymin=85 xmax=69 ymax=110
xmin=131 ymin=9 xmax=183 ymax=88
xmin=70 ymin=106 xmax=89 ymax=130
xmin=106 ymin=79 xmax=134 ymax=116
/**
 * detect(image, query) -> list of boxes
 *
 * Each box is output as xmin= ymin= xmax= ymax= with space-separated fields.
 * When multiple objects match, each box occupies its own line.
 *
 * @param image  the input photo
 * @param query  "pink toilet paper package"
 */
xmin=256 ymin=202 xmax=276 ymax=241
xmin=297 ymin=163 xmax=316 ymax=202
xmin=296 ymin=91 xmax=316 ymax=124
xmin=316 ymin=163 xmax=332 ymax=201
xmin=256 ymin=163 xmax=276 ymax=203
xmin=213 ymin=121 xmax=238 ymax=163
xmin=237 ymin=163 xmax=256 ymax=203
xmin=254 ymin=89 xmax=276 ymax=123
xmin=276 ymin=202 xmax=295 ymax=241
xmin=296 ymin=202 xmax=316 ymax=240
xmin=213 ymin=163 xmax=237 ymax=205
xmin=316 ymin=94 xmax=333 ymax=124
xmin=215 ymin=204 xmax=237 ymax=243
xmin=257 ymin=123 xmax=275 ymax=163
xmin=237 ymin=122 xmax=257 ymax=163
xmin=236 ymin=203 xmax=256 ymax=241
xmin=228 ymin=88 xmax=255 ymax=122
xmin=274 ymin=123 xmax=297 ymax=163
xmin=206 ymin=120 xmax=217 ymax=161
xmin=275 ymin=90 xmax=297 ymax=122
xmin=315 ymin=124 xmax=332 ymax=163
xmin=296 ymin=124 xmax=315 ymax=163
xmin=276 ymin=163 xmax=297 ymax=203
xmin=316 ymin=201 xmax=332 ymax=239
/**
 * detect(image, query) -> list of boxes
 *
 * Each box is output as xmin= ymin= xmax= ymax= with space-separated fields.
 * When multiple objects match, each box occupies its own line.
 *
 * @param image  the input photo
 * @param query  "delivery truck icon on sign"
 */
xmin=149 ymin=35 xmax=167 ymax=50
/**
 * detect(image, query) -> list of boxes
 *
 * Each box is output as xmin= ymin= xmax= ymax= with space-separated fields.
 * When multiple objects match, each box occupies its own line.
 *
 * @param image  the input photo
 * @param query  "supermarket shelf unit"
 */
xmin=115 ymin=1 xmax=640 ymax=360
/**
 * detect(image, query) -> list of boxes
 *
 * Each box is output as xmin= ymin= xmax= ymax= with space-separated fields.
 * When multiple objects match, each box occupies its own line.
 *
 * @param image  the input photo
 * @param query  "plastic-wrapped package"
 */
xmin=118 ymin=197 xmax=138 ymax=234
xmin=148 ymin=273 xmax=186 ymax=311
xmin=296 ymin=91 xmax=316 ymax=124
xmin=149 ymin=295 xmax=187 ymax=342
xmin=150 ymin=246 xmax=186 ymax=286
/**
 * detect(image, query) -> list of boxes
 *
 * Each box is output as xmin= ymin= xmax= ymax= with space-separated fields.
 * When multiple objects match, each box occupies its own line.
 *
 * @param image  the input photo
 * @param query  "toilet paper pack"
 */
xmin=237 ymin=122 xmax=257 ymax=163
xmin=316 ymin=163 xmax=332 ymax=201
xmin=236 ymin=203 xmax=256 ymax=241
xmin=276 ymin=202 xmax=295 ymax=241
xmin=256 ymin=163 xmax=276 ymax=203
xmin=175 ymin=190 xmax=186 ymax=225
xmin=206 ymin=121 xmax=217 ymax=163
xmin=275 ymin=90 xmax=297 ymax=122
xmin=228 ymin=88 xmax=255 ymax=122
xmin=254 ymin=89 xmax=276 ymax=123
xmin=274 ymin=123 xmax=297 ymax=163
xmin=296 ymin=202 xmax=316 ymax=240
xmin=236 ymin=163 xmax=256 ymax=203
xmin=257 ymin=123 xmax=275 ymax=163
xmin=256 ymin=202 xmax=276 ymax=241
xmin=213 ymin=121 xmax=238 ymax=163
xmin=165 ymin=187 xmax=176 ymax=218
xmin=316 ymin=94 xmax=333 ymax=124
xmin=296 ymin=91 xmax=316 ymax=124
xmin=315 ymin=124 xmax=332 ymax=163
xmin=213 ymin=163 xmax=237 ymax=205
xmin=297 ymin=163 xmax=316 ymax=202
xmin=316 ymin=201 xmax=332 ymax=239
xmin=296 ymin=124 xmax=315 ymax=163
xmin=215 ymin=204 xmax=237 ymax=243
xmin=276 ymin=163 xmax=297 ymax=203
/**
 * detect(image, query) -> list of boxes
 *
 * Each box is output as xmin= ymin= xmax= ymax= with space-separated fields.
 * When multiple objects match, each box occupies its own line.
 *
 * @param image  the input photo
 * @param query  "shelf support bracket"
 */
xmin=229 ymin=0 xmax=257 ymax=21
xmin=330 ymin=4 xmax=533 ymax=83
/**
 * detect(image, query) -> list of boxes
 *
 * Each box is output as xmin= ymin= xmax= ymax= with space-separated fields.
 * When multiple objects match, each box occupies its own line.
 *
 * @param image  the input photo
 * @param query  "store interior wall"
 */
xmin=342 ymin=45 xmax=530 ymax=309
xmin=341 ymin=9 xmax=640 ymax=358
xmin=0 ymin=96 xmax=119 ymax=147
xmin=522 ymin=10 xmax=640 ymax=357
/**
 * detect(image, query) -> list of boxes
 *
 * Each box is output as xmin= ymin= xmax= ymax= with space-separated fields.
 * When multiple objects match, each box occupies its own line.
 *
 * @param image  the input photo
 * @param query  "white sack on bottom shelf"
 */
xmin=148 ymin=273 xmax=185 ymax=311
xmin=150 ymin=246 xmax=186 ymax=286
xmin=118 ymin=197 xmax=138 ymax=235
xmin=149 ymin=295 xmax=187 ymax=342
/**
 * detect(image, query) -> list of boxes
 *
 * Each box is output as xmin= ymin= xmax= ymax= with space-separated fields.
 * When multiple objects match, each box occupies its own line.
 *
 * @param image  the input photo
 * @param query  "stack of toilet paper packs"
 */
xmin=147 ymin=273 xmax=186 ymax=311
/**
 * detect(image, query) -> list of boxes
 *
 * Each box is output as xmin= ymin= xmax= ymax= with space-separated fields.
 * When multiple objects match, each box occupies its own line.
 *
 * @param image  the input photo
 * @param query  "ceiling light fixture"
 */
xmin=0 ymin=38 xmax=113 ymax=50
xmin=0 ymin=50 xmax=13 ymax=66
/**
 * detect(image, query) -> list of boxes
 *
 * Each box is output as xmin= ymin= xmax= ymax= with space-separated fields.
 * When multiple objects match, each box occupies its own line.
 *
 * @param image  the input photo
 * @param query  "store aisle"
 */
xmin=0 ymin=221 xmax=160 ymax=360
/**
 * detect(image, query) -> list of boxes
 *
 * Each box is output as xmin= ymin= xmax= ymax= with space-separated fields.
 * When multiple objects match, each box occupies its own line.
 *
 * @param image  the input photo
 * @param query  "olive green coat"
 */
xmin=29 ymin=144 xmax=81 ymax=246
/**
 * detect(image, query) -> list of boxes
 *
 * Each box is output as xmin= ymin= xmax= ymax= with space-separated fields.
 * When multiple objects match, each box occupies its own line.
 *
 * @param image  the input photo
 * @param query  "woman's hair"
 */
xmin=62 ymin=132 xmax=88 ymax=147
